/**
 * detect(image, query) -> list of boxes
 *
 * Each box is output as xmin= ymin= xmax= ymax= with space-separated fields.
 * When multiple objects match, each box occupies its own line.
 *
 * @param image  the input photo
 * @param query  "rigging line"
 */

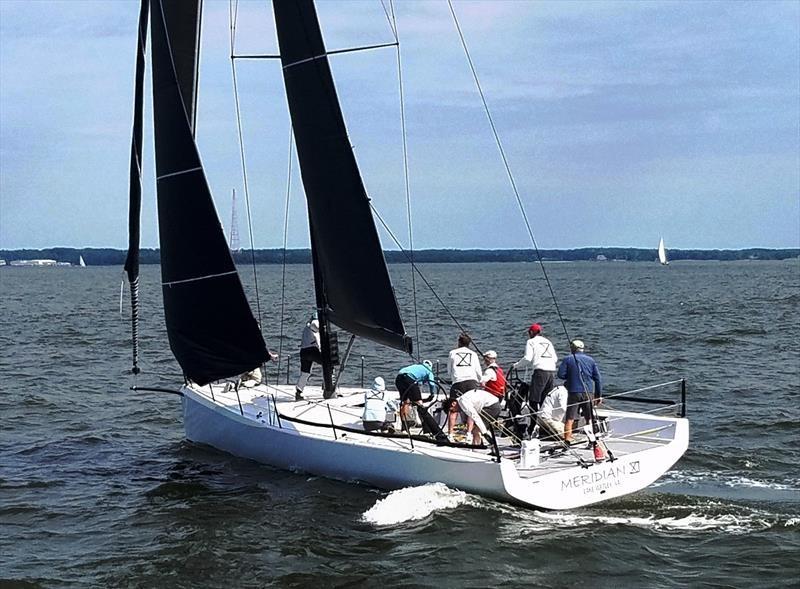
xmin=370 ymin=204 xmax=483 ymax=356
xmin=278 ymin=131 xmax=293 ymax=382
xmin=229 ymin=0 xmax=263 ymax=333
xmin=379 ymin=0 xmax=399 ymax=41
xmin=233 ymin=41 xmax=399 ymax=61
xmin=448 ymin=1 xmax=605 ymax=440
xmin=390 ymin=1 xmax=420 ymax=361
xmin=445 ymin=0 xmax=572 ymax=348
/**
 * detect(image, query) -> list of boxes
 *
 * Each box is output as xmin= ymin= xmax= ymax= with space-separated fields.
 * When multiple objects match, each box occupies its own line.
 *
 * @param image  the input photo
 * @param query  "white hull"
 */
xmin=180 ymin=383 xmax=688 ymax=510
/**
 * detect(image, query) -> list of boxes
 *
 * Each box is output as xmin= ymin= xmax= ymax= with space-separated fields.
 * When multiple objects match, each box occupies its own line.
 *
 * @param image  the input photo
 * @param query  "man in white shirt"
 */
xmin=457 ymin=350 xmax=505 ymax=445
xmin=295 ymin=318 xmax=321 ymax=400
xmin=445 ymin=332 xmax=482 ymax=438
xmin=512 ymin=323 xmax=558 ymax=418
xmin=537 ymin=385 xmax=567 ymax=440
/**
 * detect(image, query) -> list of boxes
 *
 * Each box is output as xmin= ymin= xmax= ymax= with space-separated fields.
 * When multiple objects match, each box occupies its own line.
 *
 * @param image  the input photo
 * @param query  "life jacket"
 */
xmin=484 ymin=364 xmax=506 ymax=398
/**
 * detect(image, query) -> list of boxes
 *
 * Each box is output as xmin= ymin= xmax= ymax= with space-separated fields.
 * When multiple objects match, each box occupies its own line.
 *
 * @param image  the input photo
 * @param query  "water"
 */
xmin=1 ymin=260 xmax=798 ymax=588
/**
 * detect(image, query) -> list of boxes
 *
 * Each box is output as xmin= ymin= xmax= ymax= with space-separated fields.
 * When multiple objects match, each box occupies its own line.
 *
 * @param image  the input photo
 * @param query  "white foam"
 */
xmin=652 ymin=470 xmax=800 ymax=491
xmin=521 ymin=509 xmax=776 ymax=533
xmin=362 ymin=482 xmax=469 ymax=526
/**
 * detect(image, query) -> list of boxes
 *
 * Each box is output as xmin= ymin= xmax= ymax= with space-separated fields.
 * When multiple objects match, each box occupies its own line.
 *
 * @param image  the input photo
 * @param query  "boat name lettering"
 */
xmin=560 ymin=461 xmax=640 ymax=494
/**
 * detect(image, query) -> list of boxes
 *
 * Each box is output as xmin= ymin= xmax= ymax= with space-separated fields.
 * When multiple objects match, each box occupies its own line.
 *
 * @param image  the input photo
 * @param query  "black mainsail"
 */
xmin=150 ymin=0 xmax=269 ymax=385
xmin=273 ymin=0 xmax=412 ymax=359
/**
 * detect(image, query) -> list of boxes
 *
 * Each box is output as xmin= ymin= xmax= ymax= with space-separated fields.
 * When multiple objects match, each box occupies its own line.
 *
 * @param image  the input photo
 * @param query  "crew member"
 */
xmin=395 ymin=360 xmax=446 ymax=441
xmin=537 ymin=385 xmax=568 ymax=440
xmin=458 ymin=350 xmax=505 ymax=445
xmin=557 ymin=339 xmax=602 ymax=442
xmin=295 ymin=318 xmax=321 ymax=400
xmin=513 ymin=323 xmax=558 ymax=415
xmin=362 ymin=377 xmax=396 ymax=433
xmin=446 ymin=332 xmax=482 ymax=438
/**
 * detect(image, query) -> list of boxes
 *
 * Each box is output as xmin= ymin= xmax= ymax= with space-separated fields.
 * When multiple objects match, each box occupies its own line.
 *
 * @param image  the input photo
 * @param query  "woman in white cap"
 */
xmin=457 ymin=350 xmax=506 ymax=445
xmin=362 ymin=377 xmax=395 ymax=433
xmin=295 ymin=317 xmax=322 ymax=400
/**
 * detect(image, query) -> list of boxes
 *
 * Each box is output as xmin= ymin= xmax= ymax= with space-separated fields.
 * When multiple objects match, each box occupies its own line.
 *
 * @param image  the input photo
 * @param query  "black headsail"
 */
xmin=123 ymin=0 xmax=149 ymax=375
xmin=150 ymin=0 xmax=269 ymax=385
xmin=273 ymin=0 xmax=412 ymax=373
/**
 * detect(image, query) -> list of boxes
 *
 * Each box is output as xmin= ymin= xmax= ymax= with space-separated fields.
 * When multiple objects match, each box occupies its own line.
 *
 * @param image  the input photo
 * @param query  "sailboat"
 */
xmin=658 ymin=237 xmax=669 ymax=265
xmin=78 ymin=255 xmax=86 ymax=267
xmin=123 ymin=0 xmax=689 ymax=510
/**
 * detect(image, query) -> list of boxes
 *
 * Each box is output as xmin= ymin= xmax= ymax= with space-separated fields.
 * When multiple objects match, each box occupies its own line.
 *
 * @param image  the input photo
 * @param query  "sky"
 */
xmin=0 ymin=0 xmax=798 ymax=250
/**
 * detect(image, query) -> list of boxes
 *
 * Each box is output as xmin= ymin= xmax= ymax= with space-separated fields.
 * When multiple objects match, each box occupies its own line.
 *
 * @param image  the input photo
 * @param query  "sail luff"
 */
xmin=272 ymin=0 xmax=411 ymax=355
xmin=123 ymin=0 xmax=149 ymax=375
xmin=150 ymin=0 xmax=269 ymax=385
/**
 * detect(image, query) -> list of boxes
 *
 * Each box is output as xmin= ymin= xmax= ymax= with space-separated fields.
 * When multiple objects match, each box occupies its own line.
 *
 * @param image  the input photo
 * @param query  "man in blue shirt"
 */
xmin=556 ymin=339 xmax=602 ymax=442
xmin=395 ymin=361 xmax=446 ymax=441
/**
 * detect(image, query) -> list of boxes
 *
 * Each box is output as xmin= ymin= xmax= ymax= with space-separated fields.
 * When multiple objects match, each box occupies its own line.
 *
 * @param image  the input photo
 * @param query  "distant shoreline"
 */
xmin=1 ymin=247 xmax=798 ymax=266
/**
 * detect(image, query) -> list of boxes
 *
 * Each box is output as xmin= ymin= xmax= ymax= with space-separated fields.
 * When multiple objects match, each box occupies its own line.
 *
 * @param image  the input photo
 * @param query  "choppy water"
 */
xmin=1 ymin=260 xmax=798 ymax=588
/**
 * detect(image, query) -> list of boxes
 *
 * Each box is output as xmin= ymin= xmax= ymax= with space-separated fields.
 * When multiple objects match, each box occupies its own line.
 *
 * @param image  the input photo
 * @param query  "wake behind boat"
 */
xmin=122 ymin=0 xmax=689 ymax=511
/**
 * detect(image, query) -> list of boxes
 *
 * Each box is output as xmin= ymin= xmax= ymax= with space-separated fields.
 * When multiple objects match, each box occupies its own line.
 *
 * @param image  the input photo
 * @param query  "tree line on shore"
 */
xmin=1 ymin=247 xmax=797 ymax=266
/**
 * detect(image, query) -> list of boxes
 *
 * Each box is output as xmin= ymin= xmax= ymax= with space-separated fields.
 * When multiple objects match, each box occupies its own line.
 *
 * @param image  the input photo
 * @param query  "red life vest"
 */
xmin=484 ymin=364 xmax=506 ymax=398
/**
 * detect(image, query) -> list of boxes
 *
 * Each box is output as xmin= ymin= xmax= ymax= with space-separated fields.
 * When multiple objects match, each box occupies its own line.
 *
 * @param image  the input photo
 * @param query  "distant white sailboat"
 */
xmin=78 ymin=255 xmax=86 ymax=267
xmin=658 ymin=237 xmax=669 ymax=265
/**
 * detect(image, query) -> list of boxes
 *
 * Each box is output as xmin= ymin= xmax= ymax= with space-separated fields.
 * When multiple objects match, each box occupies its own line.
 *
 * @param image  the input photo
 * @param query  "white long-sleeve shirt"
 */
xmin=539 ymin=385 xmax=567 ymax=421
xmin=513 ymin=335 xmax=557 ymax=374
xmin=447 ymin=346 xmax=482 ymax=383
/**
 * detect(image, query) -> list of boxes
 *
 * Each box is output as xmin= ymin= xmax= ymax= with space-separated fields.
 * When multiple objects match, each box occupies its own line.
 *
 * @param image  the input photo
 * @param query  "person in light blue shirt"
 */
xmin=556 ymin=339 xmax=602 ymax=442
xmin=395 ymin=360 xmax=445 ymax=441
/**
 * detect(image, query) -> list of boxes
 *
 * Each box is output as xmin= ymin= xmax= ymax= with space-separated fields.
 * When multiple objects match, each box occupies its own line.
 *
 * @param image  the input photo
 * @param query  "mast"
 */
xmin=310 ymin=226 xmax=335 ymax=394
xmin=272 ymin=0 xmax=411 ymax=398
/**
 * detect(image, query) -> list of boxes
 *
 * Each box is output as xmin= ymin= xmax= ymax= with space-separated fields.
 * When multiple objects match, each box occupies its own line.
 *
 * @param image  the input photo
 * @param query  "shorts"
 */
xmin=565 ymin=392 xmax=592 ymax=422
xmin=300 ymin=346 xmax=323 ymax=372
xmin=396 ymin=373 xmax=422 ymax=404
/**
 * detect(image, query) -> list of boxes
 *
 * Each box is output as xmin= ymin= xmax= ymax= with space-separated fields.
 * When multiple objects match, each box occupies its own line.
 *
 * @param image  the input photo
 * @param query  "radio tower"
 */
xmin=229 ymin=188 xmax=241 ymax=253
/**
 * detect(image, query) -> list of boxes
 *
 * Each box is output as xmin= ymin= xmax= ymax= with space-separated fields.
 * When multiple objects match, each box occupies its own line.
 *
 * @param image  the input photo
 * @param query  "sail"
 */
xmin=150 ymin=0 xmax=269 ymax=385
xmin=658 ymin=237 xmax=668 ymax=265
xmin=160 ymin=0 xmax=202 ymax=133
xmin=273 ymin=0 xmax=411 ymax=354
xmin=123 ymin=0 xmax=149 ymax=374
